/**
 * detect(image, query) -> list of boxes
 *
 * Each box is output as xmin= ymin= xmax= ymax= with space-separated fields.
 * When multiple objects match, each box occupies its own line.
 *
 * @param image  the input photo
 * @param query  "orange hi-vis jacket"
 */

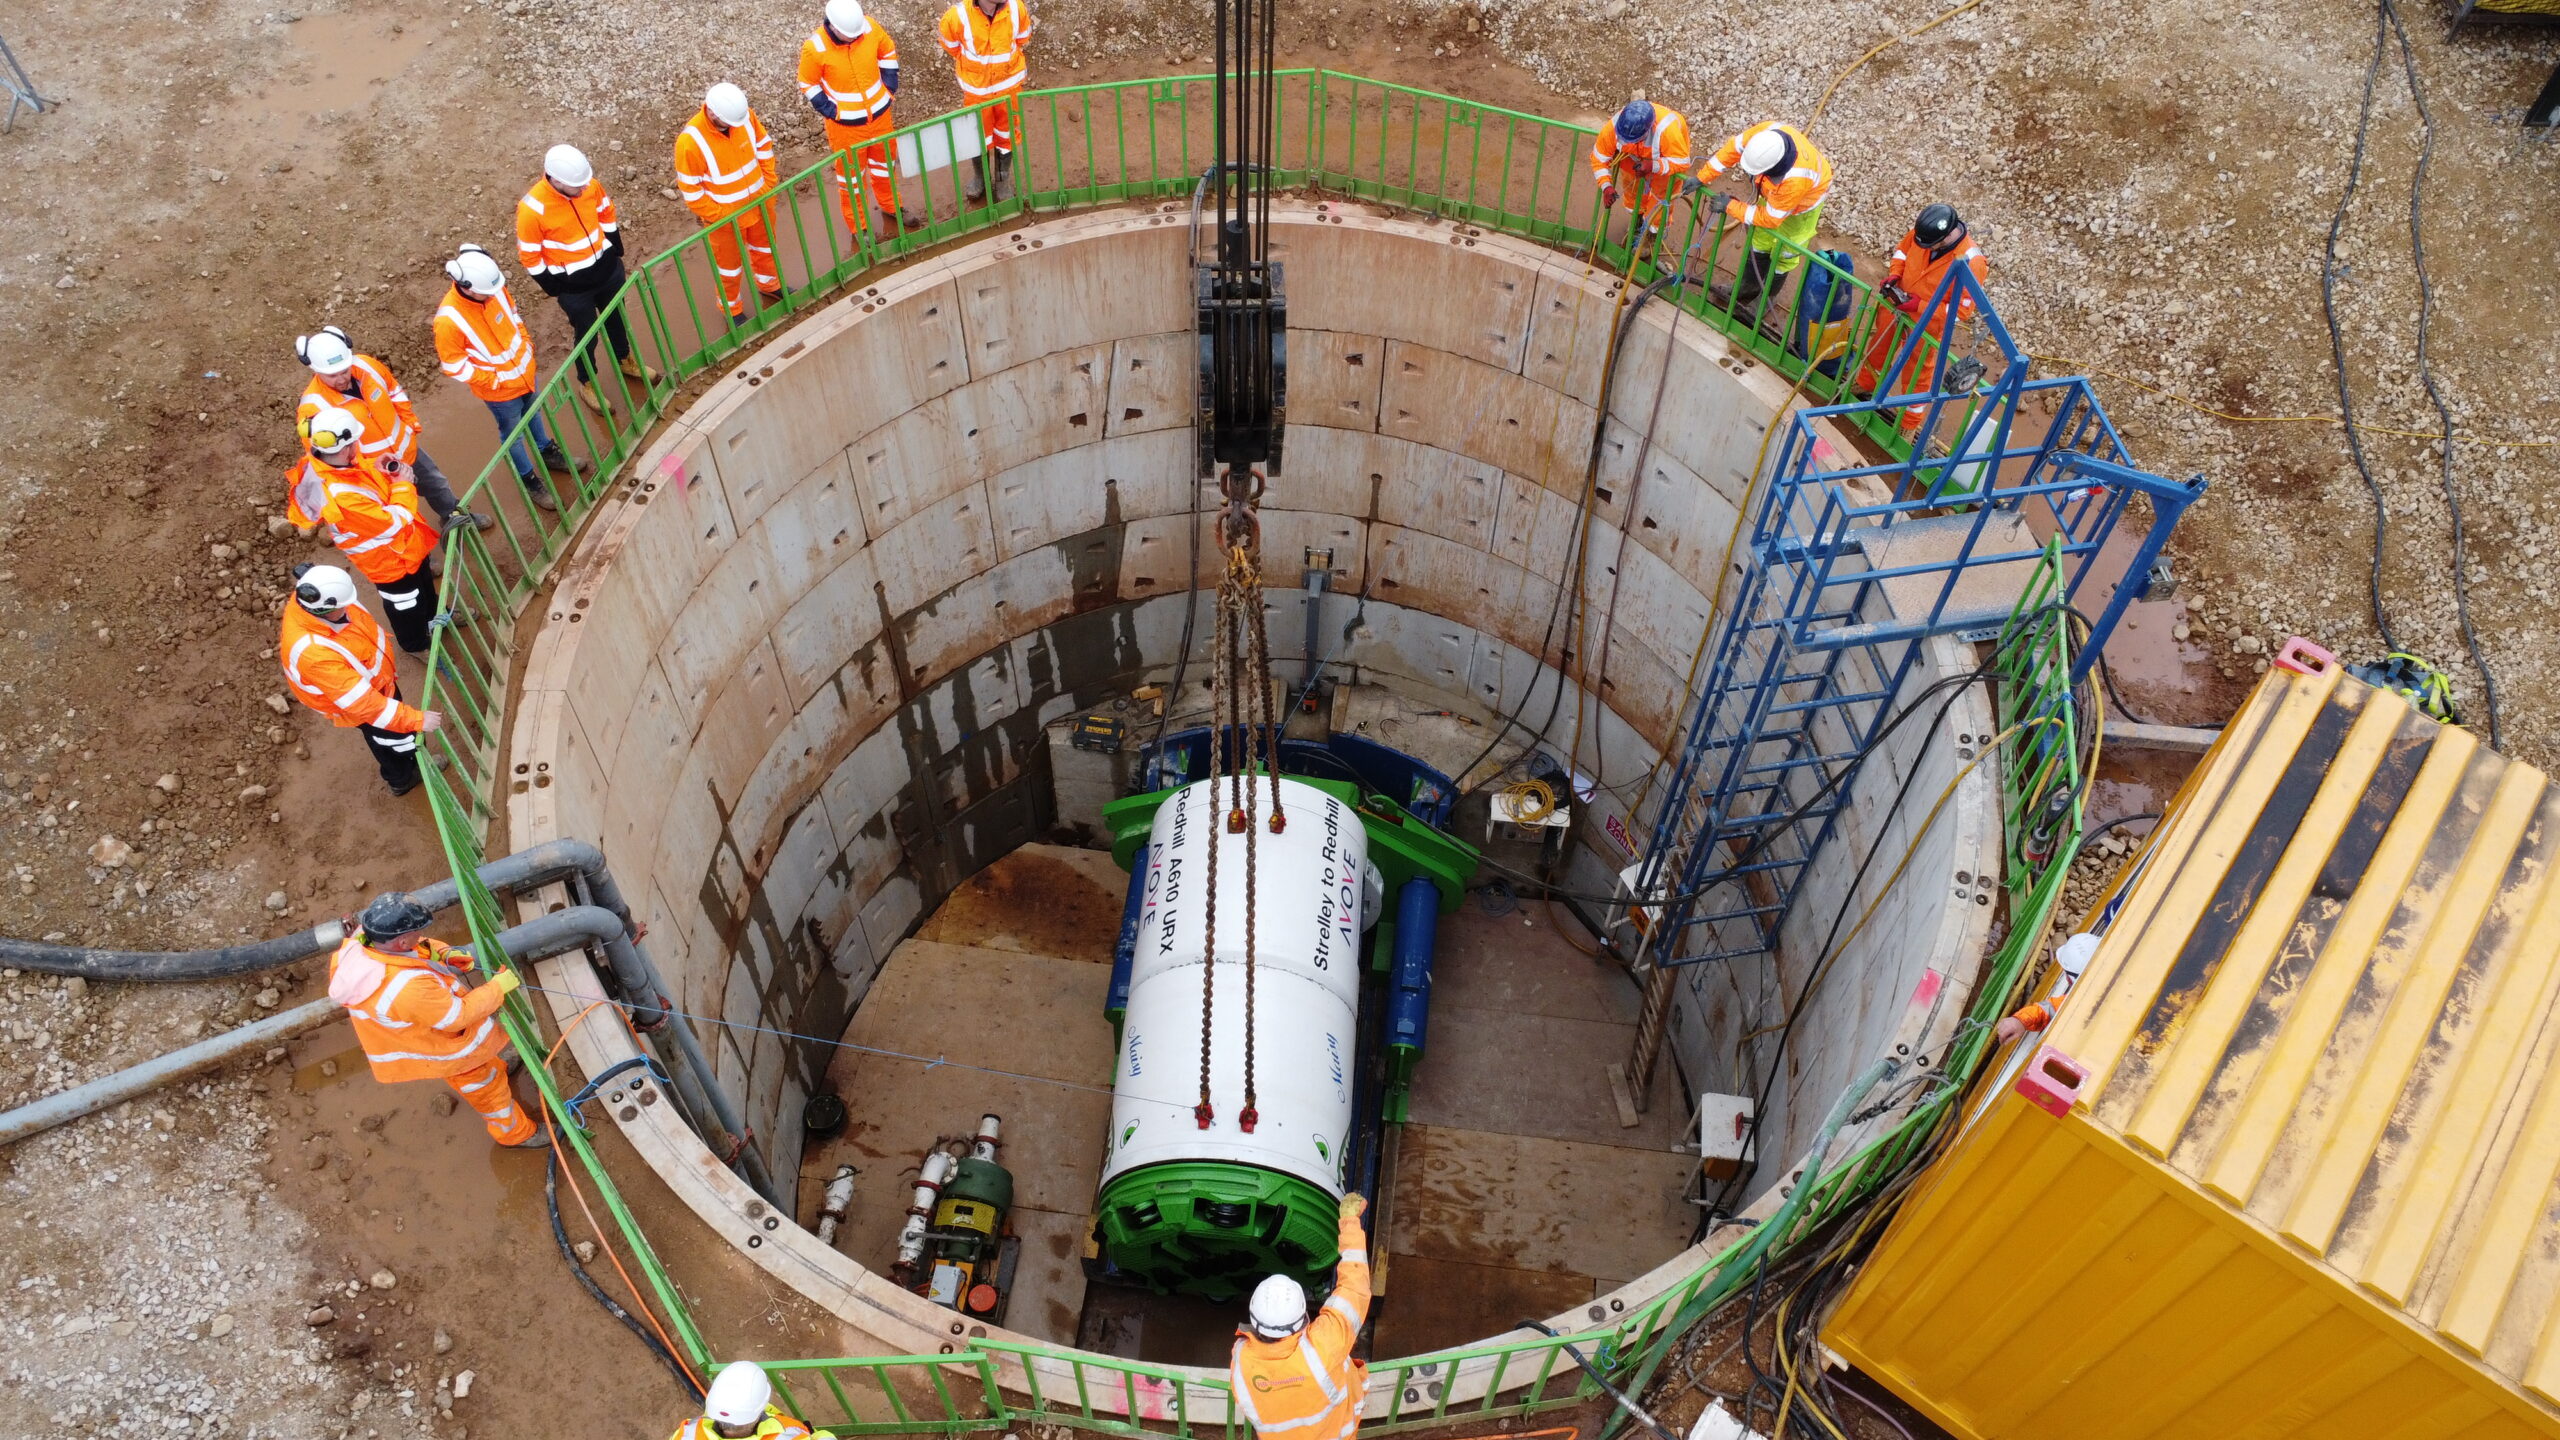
xmin=515 ymin=175 xmax=622 ymax=283
xmin=666 ymin=1406 xmax=822 ymax=1440
xmin=1883 ymin=225 xmax=1988 ymax=323
xmin=1230 ymin=1208 xmax=1372 ymax=1440
xmin=1589 ymin=105 xmax=1691 ymax=190
xmin=940 ymin=0 xmax=1032 ymax=102
xmin=801 ymin=19 xmax=901 ymax=133
xmin=327 ymin=934 xmax=511 ymax=1084
xmin=433 ymin=283 xmax=537 ymax=403
xmin=299 ymin=355 xmax=421 ymax=469
xmin=674 ymin=108 xmax=779 ymax=224
xmin=1704 ymin=122 xmax=1832 ymax=229
xmin=279 ymin=598 xmax=423 ymax=732
xmin=284 ymin=451 xmax=437 ymax=584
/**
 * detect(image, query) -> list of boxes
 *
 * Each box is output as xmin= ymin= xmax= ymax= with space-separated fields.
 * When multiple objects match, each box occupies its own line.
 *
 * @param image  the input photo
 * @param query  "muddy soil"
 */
xmin=0 ymin=0 xmax=2553 ymax=1433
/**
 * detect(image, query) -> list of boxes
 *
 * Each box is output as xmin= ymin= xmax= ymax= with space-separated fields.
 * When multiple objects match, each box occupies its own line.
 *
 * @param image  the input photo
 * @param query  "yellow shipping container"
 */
xmin=1827 ymin=642 xmax=2560 ymax=1439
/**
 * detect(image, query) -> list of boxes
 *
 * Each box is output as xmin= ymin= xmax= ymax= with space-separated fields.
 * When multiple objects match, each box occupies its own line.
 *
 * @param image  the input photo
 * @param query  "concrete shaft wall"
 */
xmin=505 ymin=200 xmax=1998 ymax=1363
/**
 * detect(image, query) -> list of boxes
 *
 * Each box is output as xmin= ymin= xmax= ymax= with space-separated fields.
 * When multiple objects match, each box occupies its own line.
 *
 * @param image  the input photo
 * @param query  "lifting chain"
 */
xmin=1195 ymin=463 xmax=1281 ymax=1132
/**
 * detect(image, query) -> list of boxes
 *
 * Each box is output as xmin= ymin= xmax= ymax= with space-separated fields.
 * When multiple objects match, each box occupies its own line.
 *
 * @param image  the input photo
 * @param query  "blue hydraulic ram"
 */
xmin=1105 ymin=842 xmax=1149 ymax=1036
xmin=1386 ymin=875 xmax=1437 ymax=1094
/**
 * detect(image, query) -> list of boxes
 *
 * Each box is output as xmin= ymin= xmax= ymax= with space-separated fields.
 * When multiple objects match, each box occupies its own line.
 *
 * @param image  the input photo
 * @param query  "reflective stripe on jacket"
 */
xmin=329 ymin=936 xmax=510 ymax=1084
xmin=674 ymin=109 xmax=778 ymax=222
xmin=939 ymin=0 xmax=1031 ymax=100
xmin=299 ymin=355 xmax=419 ymax=467
xmin=284 ymin=452 xmax=436 ymax=583
xmin=1705 ymin=121 xmax=1832 ymax=228
xmin=279 ymin=599 xmax=421 ymax=731
xmin=666 ymin=1406 xmax=820 ymax=1440
xmin=1230 ymin=1208 xmax=1371 ymax=1440
xmin=1588 ymin=107 xmax=1691 ymax=186
xmin=515 ymin=176 xmax=622 ymax=279
xmin=432 ymin=284 xmax=536 ymax=402
xmin=801 ymin=22 xmax=900 ymax=129
xmin=1883 ymin=225 xmax=1987 ymax=324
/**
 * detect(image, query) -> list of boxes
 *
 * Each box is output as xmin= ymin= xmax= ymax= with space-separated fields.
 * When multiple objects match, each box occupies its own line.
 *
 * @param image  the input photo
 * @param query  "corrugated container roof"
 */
xmin=2056 ymin=649 xmax=2560 ymax=1411
xmin=1825 ymin=647 xmax=2560 ymax=1439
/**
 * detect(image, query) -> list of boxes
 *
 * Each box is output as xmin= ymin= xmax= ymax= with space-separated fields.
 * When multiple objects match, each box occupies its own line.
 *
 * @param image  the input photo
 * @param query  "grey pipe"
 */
xmin=0 ymin=837 xmax=626 ymax=983
xmin=4 ymin=906 xmax=637 ymax=1148
xmin=1302 ymin=563 xmax=1329 ymax=688
xmin=603 ymin=922 xmax=784 ymax=1209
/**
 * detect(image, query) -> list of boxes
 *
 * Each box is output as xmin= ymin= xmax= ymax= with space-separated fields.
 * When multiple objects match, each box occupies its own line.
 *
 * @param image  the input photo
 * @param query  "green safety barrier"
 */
xmin=406 ymin=67 xmax=2056 ymax=1433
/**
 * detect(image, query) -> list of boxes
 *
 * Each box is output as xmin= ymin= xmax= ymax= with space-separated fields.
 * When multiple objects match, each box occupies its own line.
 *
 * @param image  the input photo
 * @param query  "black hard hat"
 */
xmin=1914 ymin=203 xmax=1964 ymax=249
xmin=358 ymin=892 xmax=436 ymax=940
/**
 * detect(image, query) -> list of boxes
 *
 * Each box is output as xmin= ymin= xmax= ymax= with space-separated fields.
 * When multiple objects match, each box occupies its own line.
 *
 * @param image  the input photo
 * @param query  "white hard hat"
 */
xmin=1246 ymin=1273 xmax=1309 ymax=1339
xmin=296 ymin=325 xmax=355 ymax=375
xmin=1738 ymin=128 xmax=1789 ymax=177
xmin=703 ymin=1361 xmax=772 ymax=1426
xmin=2054 ymin=932 xmax=2100 ymax=981
xmin=301 ymin=404 xmax=365 ymax=454
xmin=445 ymin=243 xmax=505 ymax=295
xmin=705 ymin=83 xmax=751 ymax=127
xmin=825 ymin=0 xmax=868 ymax=34
xmin=543 ymin=143 xmax=593 ymax=189
xmin=292 ymin=563 xmax=360 ymax=615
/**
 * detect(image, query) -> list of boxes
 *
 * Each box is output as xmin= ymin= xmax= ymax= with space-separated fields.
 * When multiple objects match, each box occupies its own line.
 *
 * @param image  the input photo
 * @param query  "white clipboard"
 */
xmin=896 ymin=112 xmax=984 ymax=179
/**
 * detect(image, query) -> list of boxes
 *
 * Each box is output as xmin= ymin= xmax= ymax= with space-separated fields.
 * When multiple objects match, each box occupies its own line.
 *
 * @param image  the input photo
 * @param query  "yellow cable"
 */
xmin=1809 ymin=0 xmax=1994 ymax=131
xmin=2032 ymin=353 xmax=2554 ymax=449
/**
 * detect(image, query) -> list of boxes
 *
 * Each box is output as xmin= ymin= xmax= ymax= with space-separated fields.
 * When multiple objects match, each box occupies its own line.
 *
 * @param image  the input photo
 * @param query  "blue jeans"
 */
xmin=482 ymin=394 xmax=558 ymax=483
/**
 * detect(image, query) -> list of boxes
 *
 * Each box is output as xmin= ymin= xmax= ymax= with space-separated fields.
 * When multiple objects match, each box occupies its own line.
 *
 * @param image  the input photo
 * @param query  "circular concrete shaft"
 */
xmin=505 ymin=199 xmax=2000 ymax=1384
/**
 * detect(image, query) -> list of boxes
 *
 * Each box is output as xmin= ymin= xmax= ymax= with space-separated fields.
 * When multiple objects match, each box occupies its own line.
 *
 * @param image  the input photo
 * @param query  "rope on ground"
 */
xmin=1807 ymin=0 xmax=1993 ymax=131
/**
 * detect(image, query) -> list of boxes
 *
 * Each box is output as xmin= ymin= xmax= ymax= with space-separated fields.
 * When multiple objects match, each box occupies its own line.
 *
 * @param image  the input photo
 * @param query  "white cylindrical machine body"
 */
xmin=1103 ymin=776 xmax=1368 ymax=1195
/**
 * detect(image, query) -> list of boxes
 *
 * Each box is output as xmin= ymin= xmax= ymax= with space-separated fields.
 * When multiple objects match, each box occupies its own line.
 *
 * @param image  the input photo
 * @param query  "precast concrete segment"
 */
xmin=503 ymin=202 xmax=2003 ymax=1376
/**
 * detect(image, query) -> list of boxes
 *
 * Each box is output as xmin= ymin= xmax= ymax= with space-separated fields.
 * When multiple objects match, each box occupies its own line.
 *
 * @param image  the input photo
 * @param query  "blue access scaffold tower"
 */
xmin=1625 ymin=265 xmax=2204 ymax=978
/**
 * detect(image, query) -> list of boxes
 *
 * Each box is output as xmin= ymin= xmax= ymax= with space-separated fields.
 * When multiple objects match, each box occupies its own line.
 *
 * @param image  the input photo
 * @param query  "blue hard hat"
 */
xmin=1615 ymin=100 xmax=1654 ymax=142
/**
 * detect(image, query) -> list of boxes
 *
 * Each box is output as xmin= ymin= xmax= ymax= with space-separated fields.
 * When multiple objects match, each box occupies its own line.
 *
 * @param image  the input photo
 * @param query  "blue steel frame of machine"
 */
xmin=1629 ymin=265 xmax=2207 ymax=969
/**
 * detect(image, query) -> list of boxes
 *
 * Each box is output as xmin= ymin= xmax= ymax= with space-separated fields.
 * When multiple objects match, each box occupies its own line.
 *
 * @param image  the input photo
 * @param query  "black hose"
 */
xmin=1454 ymin=224 xmax=1711 ymax=788
xmin=0 ymin=921 xmax=351 ymax=982
xmin=2083 ymin=811 xmax=2160 ymax=845
xmin=0 ymin=838 xmax=625 ymax=983
xmin=2380 ymin=0 xmax=2502 ymax=749
xmin=2325 ymin=0 xmax=2399 ymax=658
xmin=546 ymin=1148 xmax=701 ymax=1399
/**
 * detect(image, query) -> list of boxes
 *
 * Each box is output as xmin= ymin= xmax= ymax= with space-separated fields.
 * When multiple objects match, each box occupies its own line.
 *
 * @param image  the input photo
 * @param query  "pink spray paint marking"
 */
xmin=1909 ymin=967 xmax=1944 ymax=1007
xmin=658 ymin=450 xmax=691 ymax=494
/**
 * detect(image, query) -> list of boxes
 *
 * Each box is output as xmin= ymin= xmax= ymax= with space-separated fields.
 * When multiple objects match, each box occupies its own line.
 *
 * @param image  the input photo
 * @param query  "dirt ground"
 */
xmin=0 ymin=0 xmax=2555 ymax=1433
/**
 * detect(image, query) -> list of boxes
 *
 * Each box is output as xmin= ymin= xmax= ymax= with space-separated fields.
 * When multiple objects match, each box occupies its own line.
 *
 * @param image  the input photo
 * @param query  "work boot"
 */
xmin=992 ymin=150 xmax=1015 ymax=202
xmin=506 ymin=1130 xmax=553 ymax=1150
xmin=964 ymin=155 xmax=988 ymax=203
xmin=539 ymin=445 xmax=573 ymax=475
xmin=616 ymin=352 xmax=660 ymax=387
xmin=874 ymin=206 xmax=907 ymax=239
xmin=521 ymin=480 xmax=559 ymax=513
xmin=757 ymin=287 xmax=785 ymax=315
xmin=570 ymin=375 xmax=607 ymax=414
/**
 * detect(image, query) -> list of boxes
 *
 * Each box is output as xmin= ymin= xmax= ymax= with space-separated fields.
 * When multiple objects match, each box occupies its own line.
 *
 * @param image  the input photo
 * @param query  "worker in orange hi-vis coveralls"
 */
xmin=1588 ymin=98 xmax=1691 ymax=248
xmin=801 ymin=0 xmax=911 ymax=240
xmin=1230 ymin=1194 xmax=1371 ymax=1440
xmin=277 ymin=564 xmax=443 ymax=796
xmin=1702 ymin=119 xmax=1833 ymax=324
xmin=1853 ymin=203 xmax=1990 ymax=439
xmin=328 ymin=893 xmax=545 ymax=1149
xmin=939 ymin=0 xmax=1031 ymax=204
xmin=674 ymin=83 xmax=783 ymax=324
